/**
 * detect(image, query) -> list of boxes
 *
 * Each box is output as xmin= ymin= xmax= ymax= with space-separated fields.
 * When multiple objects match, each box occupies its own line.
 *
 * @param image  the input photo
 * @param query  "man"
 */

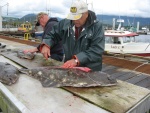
xmin=39 ymin=0 xmax=105 ymax=71
xmin=23 ymin=12 xmax=63 ymax=61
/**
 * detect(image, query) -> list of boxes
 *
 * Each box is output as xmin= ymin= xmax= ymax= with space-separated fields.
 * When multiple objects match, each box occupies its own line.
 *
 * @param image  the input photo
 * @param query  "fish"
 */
xmin=0 ymin=62 xmax=20 ymax=85
xmin=0 ymin=44 xmax=6 ymax=49
xmin=0 ymin=49 xmax=11 ymax=52
xmin=19 ymin=67 xmax=117 ymax=87
xmin=17 ymin=51 xmax=35 ymax=60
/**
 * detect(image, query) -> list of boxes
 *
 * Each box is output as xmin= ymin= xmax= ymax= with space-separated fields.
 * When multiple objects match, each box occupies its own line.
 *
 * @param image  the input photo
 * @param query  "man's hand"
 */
xmin=62 ymin=59 xmax=77 ymax=68
xmin=41 ymin=45 xmax=50 ymax=59
xmin=23 ymin=48 xmax=38 ymax=53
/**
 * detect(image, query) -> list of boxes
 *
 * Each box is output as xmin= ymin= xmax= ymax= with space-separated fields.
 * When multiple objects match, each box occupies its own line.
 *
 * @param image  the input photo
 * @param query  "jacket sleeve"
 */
xmin=76 ymin=22 xmax=105 ymax=65
xmin=41 ymin=20 xmax=65 ymax=48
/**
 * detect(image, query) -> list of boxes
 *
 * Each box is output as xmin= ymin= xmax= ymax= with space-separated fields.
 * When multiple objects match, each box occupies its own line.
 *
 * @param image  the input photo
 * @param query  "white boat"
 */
xmin=105 ymin=30 xmax=150 ymax=56
xmin=35 ymin=31 xmax=44 ymax=37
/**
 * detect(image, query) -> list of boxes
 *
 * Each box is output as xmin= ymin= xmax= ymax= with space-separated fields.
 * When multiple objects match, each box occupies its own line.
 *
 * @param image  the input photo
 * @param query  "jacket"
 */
xmin=43 ymin=11 xmax=105 ymax=71
xmin=37 ymin=18 xmax=63 ymax=55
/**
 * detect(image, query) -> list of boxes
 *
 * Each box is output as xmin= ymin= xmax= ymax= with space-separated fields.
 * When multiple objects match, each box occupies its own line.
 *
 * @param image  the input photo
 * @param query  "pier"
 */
xmin=0 ymin=35 xmax=150 ymax=113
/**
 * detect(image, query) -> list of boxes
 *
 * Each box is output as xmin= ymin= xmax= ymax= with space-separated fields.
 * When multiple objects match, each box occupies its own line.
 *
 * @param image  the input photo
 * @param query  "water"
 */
xmin=135 ymin=34 xmax=150 ymax=43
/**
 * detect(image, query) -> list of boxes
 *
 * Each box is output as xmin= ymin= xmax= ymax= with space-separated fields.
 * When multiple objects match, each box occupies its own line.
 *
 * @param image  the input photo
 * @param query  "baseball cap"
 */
xmin=67 ymin=0 xmax=88 ymax=20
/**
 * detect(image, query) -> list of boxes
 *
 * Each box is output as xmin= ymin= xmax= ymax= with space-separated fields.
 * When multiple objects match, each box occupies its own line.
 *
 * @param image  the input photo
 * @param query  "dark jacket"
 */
xmin=42 ymin=11 xmax=105 ymax=71
xmin=37 ymin=18 xmax=63 ymax=61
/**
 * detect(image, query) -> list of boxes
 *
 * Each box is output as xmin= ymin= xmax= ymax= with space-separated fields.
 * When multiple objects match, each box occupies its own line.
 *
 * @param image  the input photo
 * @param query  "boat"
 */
xmin=105 ymin=30 xmax=150 ymax=56
xmin=18 ymin=22 xmax=32 ymax=32
xmin=136 ymin=26 xmax=150 ymax=35
xmin=35 ymin=31 xmax=43 ymax=37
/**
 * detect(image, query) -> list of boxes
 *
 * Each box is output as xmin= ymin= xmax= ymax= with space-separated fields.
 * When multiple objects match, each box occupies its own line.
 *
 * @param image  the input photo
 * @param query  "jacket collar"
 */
xmin=45 ymin=18 xmax=58 ymax=28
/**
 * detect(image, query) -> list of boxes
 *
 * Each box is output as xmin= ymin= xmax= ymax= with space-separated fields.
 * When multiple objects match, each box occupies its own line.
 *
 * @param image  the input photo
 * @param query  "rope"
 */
xmin=128 ymin=61 xmax=149 ymax=76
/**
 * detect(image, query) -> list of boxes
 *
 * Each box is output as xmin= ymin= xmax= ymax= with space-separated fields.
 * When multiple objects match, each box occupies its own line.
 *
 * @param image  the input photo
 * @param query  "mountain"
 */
xmin=19 ymin=13 xmax=36 ymax=23
xmin=2 ymin=13 xmax=150 ymax=28
xmin=2 ymin=17 xmax=19 ymax=22
xmin=97 ymin=14 xmax=150 ymax=27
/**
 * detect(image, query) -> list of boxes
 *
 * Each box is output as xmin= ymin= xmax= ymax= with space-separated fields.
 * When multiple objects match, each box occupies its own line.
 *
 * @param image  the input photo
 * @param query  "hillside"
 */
xmin=97 ymin=15 xmax=150 ymax=27
xmin=2 ymin=13 xmax=150 ymax=28
xmin=19 ymin=13 xmax=36 ymax=23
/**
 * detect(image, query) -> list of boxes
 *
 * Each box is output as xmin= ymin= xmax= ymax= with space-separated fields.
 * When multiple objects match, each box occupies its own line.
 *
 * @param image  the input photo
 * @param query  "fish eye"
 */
xmin=37 ymin=71 xmax=42 ymax=75
xmin=29 ymin=70 xmax=32 ymax=74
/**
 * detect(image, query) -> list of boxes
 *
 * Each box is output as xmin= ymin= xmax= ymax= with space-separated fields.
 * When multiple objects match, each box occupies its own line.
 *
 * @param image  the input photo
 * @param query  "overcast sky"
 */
xmin=1 ymin=0 xmax=150 ymax=18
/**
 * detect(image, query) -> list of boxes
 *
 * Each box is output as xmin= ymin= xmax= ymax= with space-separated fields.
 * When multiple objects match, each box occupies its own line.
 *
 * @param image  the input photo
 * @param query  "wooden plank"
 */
xmin=102 ymin=65 xmax=117 ymax=71
xmin=0 ymin=36 xmax=40 ymax=47
xmin=102 ymin=66 xmax=121 ymax=75
xmin=63 ymin=80 xmax=150 ymax=113
xmin=146 ymin=86 xmax=150 ymax=90
xmin=126 ymin=74 xmax=149 ymax=84
xmin=135 ymin=77 xmax=150 ymax=88
xmin=0 ymin=83 xmax=31 ymax=113
xmin=6 ymin=74 xmax=107 ymax=113
xmin=1 ymin=51 xmax=63 ymax=68
xmin=116 ymin=72 xmax=138 ymax=81
xmin=109 ymin=69 xmax=130 ymax=79
xmin=102 ymin=64 xmax=108 ymax=68
xmin=0 ymin=55 xmax=109 ymax=113
xmin=103 ymin=55 xmax=150 ymax=75
xmin=1 ymin=38 xmax=150 ymax=113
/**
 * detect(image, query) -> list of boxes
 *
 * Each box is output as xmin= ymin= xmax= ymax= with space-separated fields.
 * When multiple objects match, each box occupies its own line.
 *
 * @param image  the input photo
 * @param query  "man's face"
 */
xmin=73 ymin=12 xmax=88 ymax=27
xmin=38 ymin=15 xmax=45 ymax=28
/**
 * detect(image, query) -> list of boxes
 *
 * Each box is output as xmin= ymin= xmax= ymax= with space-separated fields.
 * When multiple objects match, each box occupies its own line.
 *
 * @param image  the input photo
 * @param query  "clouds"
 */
xmin=93 ymin=0 xmax=150 ymax=18
xmin=1 ymin=0 xmax=150 ymax=18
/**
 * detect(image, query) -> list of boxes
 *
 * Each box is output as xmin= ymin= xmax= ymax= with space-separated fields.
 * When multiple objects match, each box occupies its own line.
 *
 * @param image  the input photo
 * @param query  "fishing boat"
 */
xmin=105 ymin=30 xmax=150 ymax=56
xmin=18 ymin=22 xmax=32 ymax=32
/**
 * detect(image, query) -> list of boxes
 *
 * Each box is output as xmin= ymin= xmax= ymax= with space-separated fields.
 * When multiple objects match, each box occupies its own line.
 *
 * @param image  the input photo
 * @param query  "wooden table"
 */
xmin=0 ymin=37 xmax=150 ymax=113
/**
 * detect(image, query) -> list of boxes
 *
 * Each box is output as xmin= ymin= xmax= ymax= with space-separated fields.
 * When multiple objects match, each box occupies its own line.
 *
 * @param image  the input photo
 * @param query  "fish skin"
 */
xmin=0 ymin=49 xmax=11 ymax=52
xmin=0 ymin=44 xmax=6 ymax=49
xmin=19 ymin=67 xmax=117 ymax=87
xmin=0 ymin=62 xmax=19 ymax=85
xmin=17 ymin=51 xmax=35 ymax=60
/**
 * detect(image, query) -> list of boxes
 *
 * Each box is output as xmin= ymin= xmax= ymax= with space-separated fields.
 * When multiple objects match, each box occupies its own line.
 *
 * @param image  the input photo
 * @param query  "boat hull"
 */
xmin=105 ymin=43 xmax=150 ymax=57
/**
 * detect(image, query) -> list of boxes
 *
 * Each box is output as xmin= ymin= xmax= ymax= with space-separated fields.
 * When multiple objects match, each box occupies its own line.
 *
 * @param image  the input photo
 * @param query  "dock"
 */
xmin=0 ymin=36 xmax=150 ymax=113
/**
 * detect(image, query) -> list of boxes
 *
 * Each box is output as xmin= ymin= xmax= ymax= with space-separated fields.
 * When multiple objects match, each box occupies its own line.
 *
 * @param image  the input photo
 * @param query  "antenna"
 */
xmin=46 ymin=0 xmax=51 ymax=16
xmin=2 ymin=2 xmax=9 ymax=15
xmin=132 ymin=14 xmax=135 ymax=27
xmin=7 ymin=3 xmax=9 ymax=15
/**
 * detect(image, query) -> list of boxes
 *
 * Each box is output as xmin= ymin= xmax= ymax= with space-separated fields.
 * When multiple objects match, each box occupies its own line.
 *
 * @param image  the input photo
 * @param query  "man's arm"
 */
xmin=39 ymin=20 xmax=65 ymax=59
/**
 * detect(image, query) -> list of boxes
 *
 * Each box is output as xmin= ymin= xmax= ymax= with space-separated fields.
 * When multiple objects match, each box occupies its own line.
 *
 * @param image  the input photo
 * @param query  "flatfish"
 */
xmin=0 ymin=62 xmax=19 ymax=85
xmin=19 ymin=67 xmax=117 ymax=87
xmin=0 ymin=43 xmax=6 ymax=49
xmin=0 ymin=49 xmax=11 ymax=52
xmin=17 ymin=51 xmax=35 ymax=60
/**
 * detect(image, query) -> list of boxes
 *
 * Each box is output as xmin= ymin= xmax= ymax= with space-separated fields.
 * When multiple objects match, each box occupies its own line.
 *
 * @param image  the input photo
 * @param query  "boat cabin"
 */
xmin=104 ymin=30 xmax=150 ymax=56
xmin=18 ymin=22 xmax=32 ymax=32
xmin=105 ymin=36 xmax=136 ymax=44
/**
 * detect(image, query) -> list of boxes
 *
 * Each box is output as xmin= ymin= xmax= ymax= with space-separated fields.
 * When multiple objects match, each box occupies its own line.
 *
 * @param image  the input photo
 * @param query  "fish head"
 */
xmin=17 ymin=51 xmax=24 ymax=57
xmin=3 ymin=73 xmax=19 ymax=85
xmin=0 ymin=62 xmax=19 ymax=85
xmin=17 ymin=51 xmax=35 ymax=59
xmin=19 ymin=68 xmax=44 ymax=79
xmin=19 ymin=69 xmax=33 ymax=76
xmin=25 ymin=52 xmax=35 ymax=59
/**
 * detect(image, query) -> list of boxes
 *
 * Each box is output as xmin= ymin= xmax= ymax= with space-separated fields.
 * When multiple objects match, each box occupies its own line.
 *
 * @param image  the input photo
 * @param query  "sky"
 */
xmin=0 ymin=0 xmax=150 ymax=18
